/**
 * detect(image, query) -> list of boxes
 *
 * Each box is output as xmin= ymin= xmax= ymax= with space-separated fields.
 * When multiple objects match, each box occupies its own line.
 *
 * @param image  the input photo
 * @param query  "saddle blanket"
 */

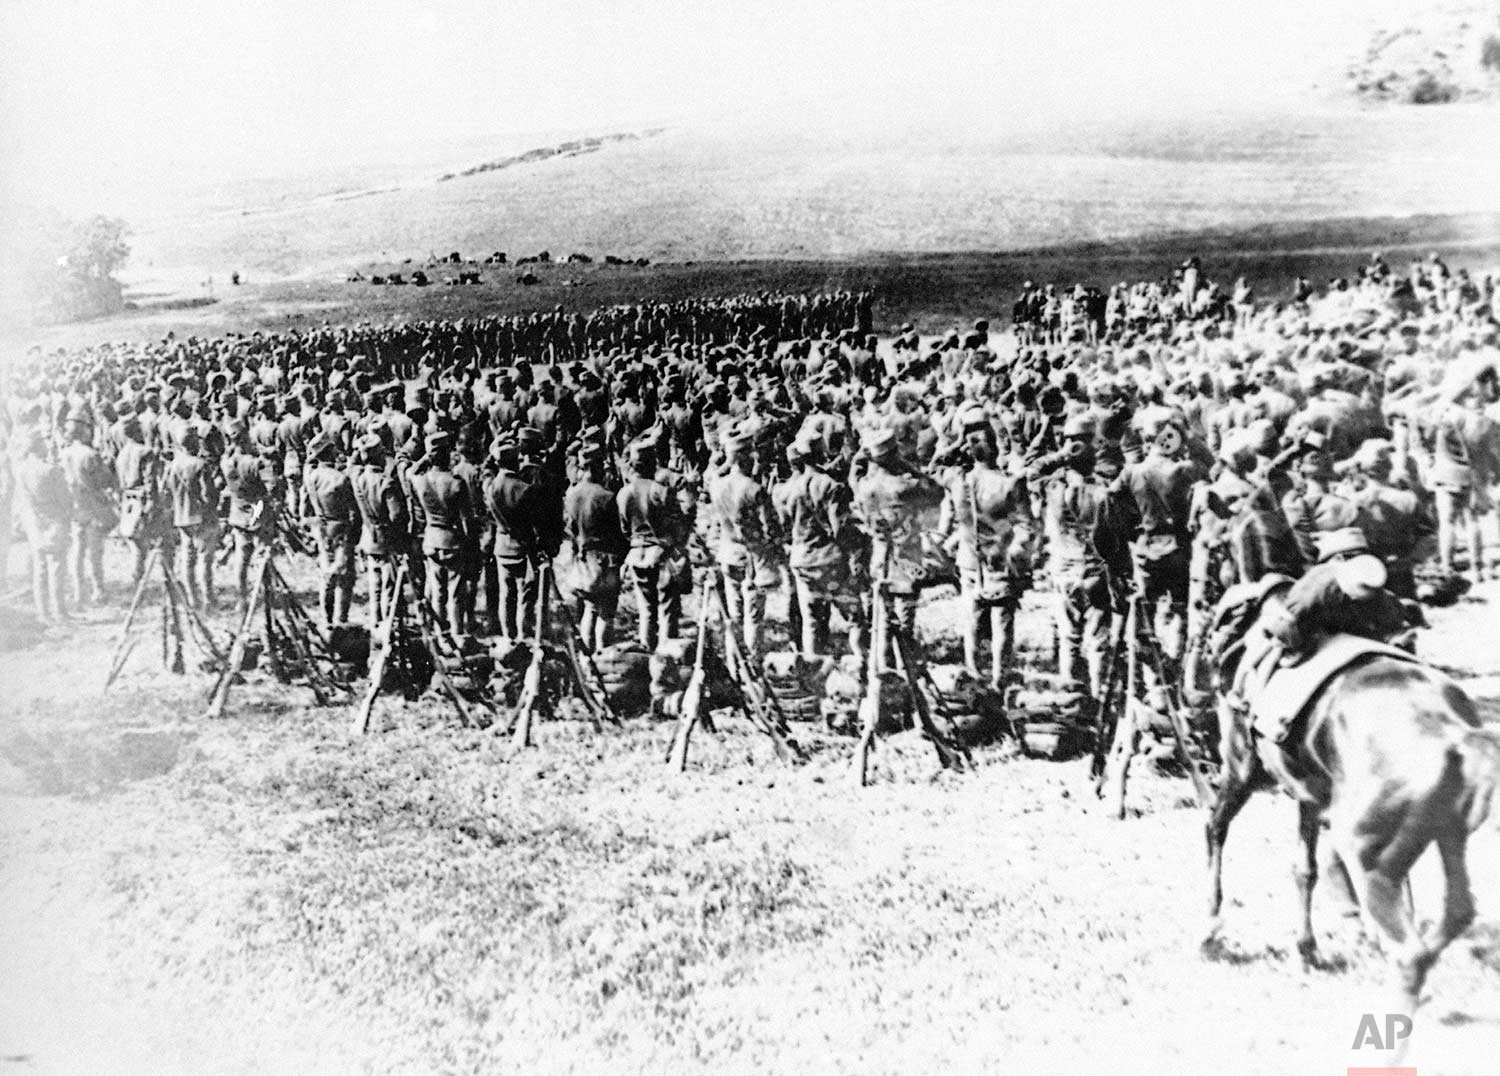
xmin=1247 ymin=632 xmax=1419 ymax=742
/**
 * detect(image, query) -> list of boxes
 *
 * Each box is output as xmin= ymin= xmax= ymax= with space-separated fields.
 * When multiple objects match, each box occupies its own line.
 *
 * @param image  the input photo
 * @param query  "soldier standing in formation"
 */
xmin=411 ymin=430 xmax=471 ymax=641
xmin=940 ymin=412 xmax=1035 ymax=686
xmin=304 ymin=435 xmax=360 ymax=626
xmin=563 ymin=443 xmax=627 ymax=652
xmin=164 ymin=428 xmax=220 ymax=610
xmin=350 ymin=433 xmax=407 ymax=627
xmin=707 ymin=432 xmax=784 ymax=670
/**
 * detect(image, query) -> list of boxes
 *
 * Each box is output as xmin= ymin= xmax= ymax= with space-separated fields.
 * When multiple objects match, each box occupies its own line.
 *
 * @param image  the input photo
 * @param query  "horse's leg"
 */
xmin=1203 ymin=755 xmax=1254 ymax=951
xmin=1334 ymin=824 xmax=1432 ymax=1003
xmin=1423 ymin=828 xmax=1476 ymax=969
xmin=1294 ymin=800 xmax=1321 ymax=969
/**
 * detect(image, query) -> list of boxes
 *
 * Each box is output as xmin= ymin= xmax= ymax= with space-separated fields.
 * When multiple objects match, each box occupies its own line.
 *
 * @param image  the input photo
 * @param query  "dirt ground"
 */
xmin=0 ymin=540 xmax=1497 ymax=1076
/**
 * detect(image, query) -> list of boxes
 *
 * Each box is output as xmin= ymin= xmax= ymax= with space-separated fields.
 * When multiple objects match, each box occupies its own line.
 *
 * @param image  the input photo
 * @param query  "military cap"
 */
xmin=1333 ymin=552 xmax=1387 ymax=600
xmin=1061 ymin=413 xmax=1092 ymax=439
xmin=426 ymin=430 xmax=453 ymax=453
xmin=958 ymin=404 xmax=990 ymax=433
xmin=863 ymin=426 xmax=898 ymax=458
xmin=626 ymin=440 xmax=656 ymax=464
xmin=306 ymin=433 xmax=336 ymax=461
xmin=354 ymin=433 xmax=385 ymax=457
xmin=516 ymin=426 xmax=544 ymax=453
xmin=1316 ymin=527 xmax=1370 ymax=563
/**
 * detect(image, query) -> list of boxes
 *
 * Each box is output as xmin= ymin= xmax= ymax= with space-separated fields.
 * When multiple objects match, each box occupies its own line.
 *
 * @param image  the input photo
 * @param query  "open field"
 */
xmin=13 ymin=210 xmax=1500 ymax=354
xmin=2 ymin=543 xmax=1499 ymax=1076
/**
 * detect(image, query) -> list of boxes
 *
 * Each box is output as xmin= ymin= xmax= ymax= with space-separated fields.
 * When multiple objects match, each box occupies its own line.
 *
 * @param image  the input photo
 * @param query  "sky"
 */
xmin=0 ymin=0 xmax=1418 ymax=216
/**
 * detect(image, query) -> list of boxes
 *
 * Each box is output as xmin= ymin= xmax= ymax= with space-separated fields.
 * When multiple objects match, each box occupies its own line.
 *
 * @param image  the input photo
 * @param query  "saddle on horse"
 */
xmin=1209 ymin=574 xmax=1418 ymax=747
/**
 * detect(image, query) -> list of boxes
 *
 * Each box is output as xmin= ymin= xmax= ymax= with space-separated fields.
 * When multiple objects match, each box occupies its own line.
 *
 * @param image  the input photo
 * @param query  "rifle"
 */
xmin=204 ymin=554 xmax=271 ymax=720
xmin=510 ymin=562 xmax=549 ymax=748
xmin=104 ymin=546 xmax=162 ymax=691
xmin=544 ymin=568 xmax=621 ymax=726
xmin=852 ymin=575 xmax=886 ymax=787
xmin=882 ymin=588 xmax=970 ymax=773
xmin=351 ymin=562 xmax=407 ymax=735
xmin=1088 ymin=612 xmax=1129 ymax=784
xmin=687 ymin=532 xmax=805 ymax=762
xmin=668 ymin=576 xmax=712 ymax=770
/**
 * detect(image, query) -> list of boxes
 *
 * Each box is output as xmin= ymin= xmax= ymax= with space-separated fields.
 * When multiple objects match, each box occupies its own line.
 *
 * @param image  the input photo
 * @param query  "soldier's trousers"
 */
xmin=496 ymin=555 xmax=536 ymax=640
xmin=70 ymin=520 xmax=108 ymax=605
xmin=362 ymin=552 xmax=397 ymax=629
xmin=790 ymin=562 xmax=866 ymax=658
xmin=720 ymin=561 xmax=772 ymax=668
xmin=627 ymin=563 xmax=676 ymax=652
xmin=176 ymin=523 xmax=219 ymax=610
xmin=1059 ymin=573 xmax=1113 ymax=697
xmin=425 ymin=550 xmax=464 ymax=639
xmin=315 ymin=526 xmax=355 ymax=624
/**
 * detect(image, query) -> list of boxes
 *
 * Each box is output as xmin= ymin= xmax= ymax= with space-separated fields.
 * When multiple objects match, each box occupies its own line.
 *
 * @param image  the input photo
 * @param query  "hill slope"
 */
xmin=122 ymin=106 xmax=1500 ymax=292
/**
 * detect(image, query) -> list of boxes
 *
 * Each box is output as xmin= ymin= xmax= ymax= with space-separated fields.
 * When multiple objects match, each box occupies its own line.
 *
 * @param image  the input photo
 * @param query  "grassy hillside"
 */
xmin=118 ymin=106 xmax=1500 ymax=295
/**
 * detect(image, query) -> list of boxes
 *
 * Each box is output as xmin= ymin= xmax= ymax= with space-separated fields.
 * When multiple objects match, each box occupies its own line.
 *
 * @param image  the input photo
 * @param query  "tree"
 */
xmin=3 ymin=211 xmax=131 ymax=324
xmin=56 ymin=215 xmax=131 ymax=320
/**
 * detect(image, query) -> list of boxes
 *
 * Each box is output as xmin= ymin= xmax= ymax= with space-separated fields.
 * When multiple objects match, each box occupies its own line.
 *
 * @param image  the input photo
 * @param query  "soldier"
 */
xmin=1429 ymin=388 xmax=1494 ymax=584
xmin=1042 ymin=425 xmax=1119 ymax=695
xmin=163 ymin=428 xmax=221 ymax=611
xmin=563 ymin=442 xmax=628 ymax=652
xmin=115 ymin=414 xmax=167 ymax=585
xmin=517 ymin=425 xmax=567 ymax=634
xmin=58 ymin=413 xmax=117 ymax=607
xmin=940 ymin=413 xmax=1035 ymax=686
xmin=1337 ymin=439 xmax=1436 ymax=600
xmin=707 ymin=432 xmax=785 ymax=668
xmin=410 ymin=430 xmax=471 ymax=640
xmin=1124 ymin=418 xmax=1204 ymax=672
xmin=303 ymin=435 xmax=360 ymax=625
xmin=453 ymin=428 xmax=496 ymax=635
xmin=221 ymin=426 xmax=279 ymax=601
xmin=773 ymin=436 xmax=866 ymax=660
xmin=852 ymin=426 xmax=944 ymax=656
xmin=617 ymin=441 xmax=688 ymax=650
xmin=485 ymin=438 xmax=540 ymax=641
xmin=350 ymin=433 xmax=408 ymax=628
xmin=14 ymin=432 xmax=72 ymax=623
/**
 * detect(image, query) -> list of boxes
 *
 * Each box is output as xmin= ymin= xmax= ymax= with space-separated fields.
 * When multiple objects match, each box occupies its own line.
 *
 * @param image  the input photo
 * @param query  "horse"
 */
xmin=1203 ymin=612 xmax=1500 ymax=1001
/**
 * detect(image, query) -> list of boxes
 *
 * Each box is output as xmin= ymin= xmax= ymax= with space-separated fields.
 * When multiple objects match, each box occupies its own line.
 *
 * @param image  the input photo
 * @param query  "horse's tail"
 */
xmin=1456 ymin=728 xmax=1500 ymax=833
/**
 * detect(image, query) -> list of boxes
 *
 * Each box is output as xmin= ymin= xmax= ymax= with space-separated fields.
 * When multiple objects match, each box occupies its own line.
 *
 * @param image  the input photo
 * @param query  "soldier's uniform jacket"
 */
xmin=452 ymin=457 xmax=491 ymax=553
xmin=14 ymin=454 xmax=72 ymax=554
xmin=1281 ymin=484 xmax=1358 ymax=568
xmin=59 ymin=440 xmax=118 ymax=529
xmin=520 ymin=461 xmax=566 ymax=560
xmin=351 ymin=464 xmax=407 ymax=556
xmin=708 ymin=470 xmax=782 ymax=564
xmin=304 ymin=461 xmax=359 ymax=541
xmin=853 ymin=463 xmax=944 ymax=592
xmin=564 ymin=478 xmax=627 ymax=558
xmin=616 ymin=474 xmax=685 ymax=568
xmin=411 ymin=466 xmax=470 ymax=557
xmin=1126 ymin=455 xmax=1199 ymax=537
xmin=485 ymin=467 xmax=541 ymax=562
xmin=164 ymin=453 xmax=219 ymax=529
xmin=115 ymin=438 xmax=167 ymax=540
xmin=773 ymin=469 xmax=851 ymax=570
xmin=943 ymin=465 xmax=1032 ymax=576
xmin=221 ymin=449 xmax=276 ymax=532
xmin=1043 ymin=469 xmax=1111 ymax=576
